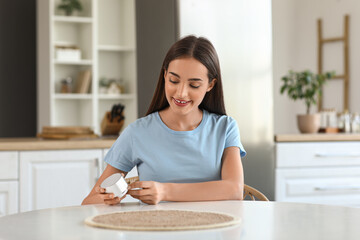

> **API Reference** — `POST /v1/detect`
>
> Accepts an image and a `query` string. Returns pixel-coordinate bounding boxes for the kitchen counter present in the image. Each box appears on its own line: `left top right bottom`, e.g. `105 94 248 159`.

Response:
275 133 360 142
0 137 117 151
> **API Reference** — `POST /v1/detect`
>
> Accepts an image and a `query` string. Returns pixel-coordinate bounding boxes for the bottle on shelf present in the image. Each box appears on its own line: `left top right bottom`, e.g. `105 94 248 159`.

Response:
351 113 360 133
60 77 73 93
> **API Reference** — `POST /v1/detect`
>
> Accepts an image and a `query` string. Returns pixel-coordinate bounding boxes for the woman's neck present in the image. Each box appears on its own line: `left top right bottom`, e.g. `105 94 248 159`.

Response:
159 108 203 131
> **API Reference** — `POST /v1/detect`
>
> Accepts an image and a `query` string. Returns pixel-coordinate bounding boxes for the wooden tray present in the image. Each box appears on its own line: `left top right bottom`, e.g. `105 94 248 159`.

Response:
38 126 98 139
42 126 94 134
37 133 98 140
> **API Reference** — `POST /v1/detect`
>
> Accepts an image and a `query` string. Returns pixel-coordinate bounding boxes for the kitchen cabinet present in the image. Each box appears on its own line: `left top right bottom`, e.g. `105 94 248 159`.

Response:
20 149 102 212
0 138 141 216
0 138 120 216
275 136 360 207
0 152 19 216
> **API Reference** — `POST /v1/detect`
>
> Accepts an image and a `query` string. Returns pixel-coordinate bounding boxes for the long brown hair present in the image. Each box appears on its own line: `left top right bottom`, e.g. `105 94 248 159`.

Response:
146 35 226 116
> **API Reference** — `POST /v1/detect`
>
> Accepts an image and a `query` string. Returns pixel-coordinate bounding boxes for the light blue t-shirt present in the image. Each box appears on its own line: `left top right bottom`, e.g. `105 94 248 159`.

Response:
105 110 246 183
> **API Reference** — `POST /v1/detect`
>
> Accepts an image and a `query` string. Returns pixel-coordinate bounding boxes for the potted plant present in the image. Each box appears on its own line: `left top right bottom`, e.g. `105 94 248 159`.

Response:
57 0 83 16
280 70 334 133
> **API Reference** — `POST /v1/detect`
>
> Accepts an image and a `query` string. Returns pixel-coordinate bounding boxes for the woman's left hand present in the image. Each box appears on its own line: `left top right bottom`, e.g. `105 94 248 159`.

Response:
127 181 166 205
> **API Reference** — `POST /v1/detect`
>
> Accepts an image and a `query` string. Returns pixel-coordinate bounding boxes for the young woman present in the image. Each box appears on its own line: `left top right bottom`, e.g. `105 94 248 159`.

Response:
82 35 246 205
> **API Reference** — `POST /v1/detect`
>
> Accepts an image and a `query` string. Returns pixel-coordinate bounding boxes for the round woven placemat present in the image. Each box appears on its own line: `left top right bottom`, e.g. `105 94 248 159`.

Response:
85 210 241 231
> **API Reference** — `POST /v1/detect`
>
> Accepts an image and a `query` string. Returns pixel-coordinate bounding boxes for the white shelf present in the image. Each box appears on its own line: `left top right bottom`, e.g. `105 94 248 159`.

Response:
54 59 92 65
54 41 79 46
53 16 92 23
98 45 135 52
98 94 136 100
54 94 92 100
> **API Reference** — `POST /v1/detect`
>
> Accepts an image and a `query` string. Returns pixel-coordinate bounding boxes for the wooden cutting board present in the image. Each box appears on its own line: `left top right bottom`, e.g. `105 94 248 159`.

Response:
37 133 98 140
38 126 98 139
42 126 94 134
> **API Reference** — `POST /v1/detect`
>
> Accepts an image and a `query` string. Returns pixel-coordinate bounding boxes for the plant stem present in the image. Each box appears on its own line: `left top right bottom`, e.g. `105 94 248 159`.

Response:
306 102 310 115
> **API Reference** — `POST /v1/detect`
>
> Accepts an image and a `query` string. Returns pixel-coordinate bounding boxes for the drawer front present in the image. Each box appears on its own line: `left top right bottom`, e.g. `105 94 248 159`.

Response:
276 142 360 168
0 152 18 180
275 167 360 207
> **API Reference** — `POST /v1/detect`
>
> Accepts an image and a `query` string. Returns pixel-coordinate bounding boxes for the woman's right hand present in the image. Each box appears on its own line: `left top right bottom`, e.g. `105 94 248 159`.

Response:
82 186 126 205
81 165 128 205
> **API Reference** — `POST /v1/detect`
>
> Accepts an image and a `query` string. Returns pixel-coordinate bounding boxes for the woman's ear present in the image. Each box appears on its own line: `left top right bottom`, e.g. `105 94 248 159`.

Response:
207 79 217 92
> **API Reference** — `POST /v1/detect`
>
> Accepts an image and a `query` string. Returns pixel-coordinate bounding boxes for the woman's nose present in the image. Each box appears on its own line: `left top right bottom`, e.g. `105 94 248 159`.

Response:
176 83 188 98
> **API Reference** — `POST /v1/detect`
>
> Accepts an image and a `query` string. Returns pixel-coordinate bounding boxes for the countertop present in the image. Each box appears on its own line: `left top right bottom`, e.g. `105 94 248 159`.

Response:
275 133 360 142
1 201 360 240
0 137 117 151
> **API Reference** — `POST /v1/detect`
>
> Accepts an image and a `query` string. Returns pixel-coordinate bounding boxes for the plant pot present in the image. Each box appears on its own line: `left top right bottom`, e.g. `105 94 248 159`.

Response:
297 113 321 133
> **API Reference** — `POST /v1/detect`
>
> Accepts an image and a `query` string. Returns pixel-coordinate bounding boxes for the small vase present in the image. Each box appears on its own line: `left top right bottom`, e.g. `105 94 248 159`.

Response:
297 113 321 133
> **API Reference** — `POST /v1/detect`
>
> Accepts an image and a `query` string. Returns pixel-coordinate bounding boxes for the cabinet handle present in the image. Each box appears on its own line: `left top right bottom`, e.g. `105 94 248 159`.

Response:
315 153 360 158
314 186 360 191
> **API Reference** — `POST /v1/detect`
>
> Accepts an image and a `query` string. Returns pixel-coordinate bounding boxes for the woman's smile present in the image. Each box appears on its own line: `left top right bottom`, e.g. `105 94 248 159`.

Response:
173 98 191 107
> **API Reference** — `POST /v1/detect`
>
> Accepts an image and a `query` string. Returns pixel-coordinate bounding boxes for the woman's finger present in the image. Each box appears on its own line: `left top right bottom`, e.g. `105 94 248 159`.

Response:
104 197 120 205
102 193 115 200
101 192 128 200
128 189 151 197
129 181 152 189
141 199 154 205
95 186 106 193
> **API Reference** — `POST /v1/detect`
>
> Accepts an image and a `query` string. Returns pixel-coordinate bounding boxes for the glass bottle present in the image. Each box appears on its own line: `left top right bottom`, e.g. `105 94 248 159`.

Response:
61 77 72 93
337 112 345 132
343 110 351 133
351 113 360 133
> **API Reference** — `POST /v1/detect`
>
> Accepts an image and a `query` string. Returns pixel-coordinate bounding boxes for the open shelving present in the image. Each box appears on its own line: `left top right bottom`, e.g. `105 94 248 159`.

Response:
38 0 137 134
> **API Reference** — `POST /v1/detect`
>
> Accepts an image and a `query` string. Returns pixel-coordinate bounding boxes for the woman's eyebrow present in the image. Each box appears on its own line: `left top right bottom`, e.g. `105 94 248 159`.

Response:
169 72 203 81
169 72 180 78
188 78 203 82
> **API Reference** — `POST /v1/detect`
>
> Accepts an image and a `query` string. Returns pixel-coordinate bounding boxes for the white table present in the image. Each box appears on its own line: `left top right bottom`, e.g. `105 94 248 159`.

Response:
0 201 360 240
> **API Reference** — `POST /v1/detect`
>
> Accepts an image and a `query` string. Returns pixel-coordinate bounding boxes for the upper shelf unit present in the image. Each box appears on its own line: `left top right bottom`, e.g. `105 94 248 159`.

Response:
37 0 138 134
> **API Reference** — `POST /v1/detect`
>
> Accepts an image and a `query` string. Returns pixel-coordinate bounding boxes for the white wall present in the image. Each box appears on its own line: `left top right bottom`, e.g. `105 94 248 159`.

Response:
273 0 360 134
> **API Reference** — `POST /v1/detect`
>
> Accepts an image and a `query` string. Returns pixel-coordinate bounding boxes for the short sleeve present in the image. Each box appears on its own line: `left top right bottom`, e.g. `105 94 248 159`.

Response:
104 125 136 172
225 117 246 158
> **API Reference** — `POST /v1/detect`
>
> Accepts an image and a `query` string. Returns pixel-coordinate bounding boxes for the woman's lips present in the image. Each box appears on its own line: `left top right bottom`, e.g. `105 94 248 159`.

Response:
173 98 190 107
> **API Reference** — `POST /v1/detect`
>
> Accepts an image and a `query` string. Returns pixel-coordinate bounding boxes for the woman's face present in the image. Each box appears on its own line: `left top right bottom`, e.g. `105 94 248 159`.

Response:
164 57 216 116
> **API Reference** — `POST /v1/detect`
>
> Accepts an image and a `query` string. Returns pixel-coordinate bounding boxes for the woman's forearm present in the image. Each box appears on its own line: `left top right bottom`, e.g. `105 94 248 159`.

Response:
163 180 243 202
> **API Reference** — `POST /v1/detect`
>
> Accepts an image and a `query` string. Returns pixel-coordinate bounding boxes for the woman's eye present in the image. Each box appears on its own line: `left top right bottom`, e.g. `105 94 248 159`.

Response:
169 79 178 84
190 85 200 89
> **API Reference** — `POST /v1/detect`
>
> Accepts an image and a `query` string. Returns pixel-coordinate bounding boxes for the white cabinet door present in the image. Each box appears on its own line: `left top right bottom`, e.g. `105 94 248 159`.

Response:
20 149 102 212
0 181 18 216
